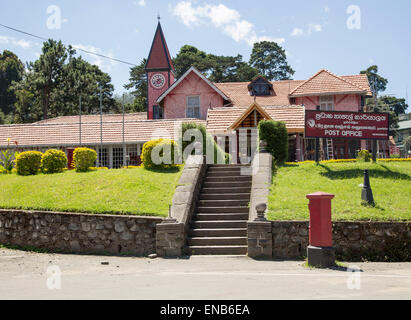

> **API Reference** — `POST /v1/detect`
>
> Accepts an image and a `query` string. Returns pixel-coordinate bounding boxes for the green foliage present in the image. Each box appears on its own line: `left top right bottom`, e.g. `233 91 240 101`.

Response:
16 151 43 176
172 45 259 81
249 41 295 81
258 120 288 163
124 58 147 112
357 149 372 162
0 149 15 173
360 65 388 96
41 149 68 174
181 122 230 164
141 139 180 169
9 40 118 124
390 154 400 159
73 148 97 172
0 50 24 117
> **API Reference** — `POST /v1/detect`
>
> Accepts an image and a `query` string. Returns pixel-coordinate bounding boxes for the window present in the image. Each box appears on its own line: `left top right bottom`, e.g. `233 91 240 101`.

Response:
153 105 163 119
98 148 109 168
252 84 270 96
186 96 200 118
320 96 334 111
112 147 124 169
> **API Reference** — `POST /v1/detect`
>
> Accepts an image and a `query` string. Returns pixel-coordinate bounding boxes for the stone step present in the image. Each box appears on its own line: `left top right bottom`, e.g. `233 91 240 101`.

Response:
205 176 252 183
191 220 247 229
197 206 249 213
188 237 247 246
200 193 251 200
189 228 247 237
201 187 251 194
203 181 251 189
209 165 250 168
207 171 248 177
188 245 248 255
198 199 249 207
195 213 249 221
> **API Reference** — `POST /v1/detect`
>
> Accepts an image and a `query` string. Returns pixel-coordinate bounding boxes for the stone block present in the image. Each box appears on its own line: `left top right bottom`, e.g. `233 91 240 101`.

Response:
307 245 335 268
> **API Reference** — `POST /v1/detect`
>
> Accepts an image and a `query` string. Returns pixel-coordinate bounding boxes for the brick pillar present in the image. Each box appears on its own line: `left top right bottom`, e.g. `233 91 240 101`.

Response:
306 192 335 267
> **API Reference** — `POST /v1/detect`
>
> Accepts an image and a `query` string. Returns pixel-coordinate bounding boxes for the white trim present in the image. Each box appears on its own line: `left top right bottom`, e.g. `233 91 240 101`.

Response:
156 66 231 104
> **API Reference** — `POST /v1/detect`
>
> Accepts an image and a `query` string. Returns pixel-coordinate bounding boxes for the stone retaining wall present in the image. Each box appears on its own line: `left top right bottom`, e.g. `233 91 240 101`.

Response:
0 209 163 256
272 221 411 262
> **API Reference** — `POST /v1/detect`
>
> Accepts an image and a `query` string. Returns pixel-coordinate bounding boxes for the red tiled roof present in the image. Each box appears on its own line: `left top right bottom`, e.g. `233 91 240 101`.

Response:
289 69 368 97
206 105 305 133
214 80 304 107
35 113 147 124
0 119 205 148
145 22 174 71
340 74 373 96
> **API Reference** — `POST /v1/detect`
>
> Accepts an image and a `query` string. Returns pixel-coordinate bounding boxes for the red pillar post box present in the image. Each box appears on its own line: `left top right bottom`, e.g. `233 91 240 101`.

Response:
306 192 335 267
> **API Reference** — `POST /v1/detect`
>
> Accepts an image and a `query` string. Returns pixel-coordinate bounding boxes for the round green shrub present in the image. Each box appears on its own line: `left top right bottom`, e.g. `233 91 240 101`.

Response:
258 120 288 163
16 151 43 176
141 139 180 169
357 149 372 162
41 149 68 174
73 148 97 172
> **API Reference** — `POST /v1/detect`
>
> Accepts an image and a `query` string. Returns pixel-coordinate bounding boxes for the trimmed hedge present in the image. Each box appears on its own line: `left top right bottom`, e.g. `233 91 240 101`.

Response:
73 148 97 172
41 149 68 174
16 151 43 176
181 122 230 164
258 120 288 163
141 139 180 169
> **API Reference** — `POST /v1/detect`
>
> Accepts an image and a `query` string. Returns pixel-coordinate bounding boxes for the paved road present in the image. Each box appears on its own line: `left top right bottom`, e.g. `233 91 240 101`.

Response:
0 248 410 300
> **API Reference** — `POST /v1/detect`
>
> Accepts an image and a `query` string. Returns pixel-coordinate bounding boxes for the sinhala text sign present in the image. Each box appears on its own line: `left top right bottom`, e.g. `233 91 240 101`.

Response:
305 110 389 140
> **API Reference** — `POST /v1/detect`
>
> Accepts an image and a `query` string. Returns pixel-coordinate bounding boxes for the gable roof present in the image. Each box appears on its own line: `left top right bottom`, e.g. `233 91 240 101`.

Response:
289 69 368 97
145 22 174 72
156 66 231 104
207 105 305 133
215 80 304 107
247 75 273 91
229 102 273 130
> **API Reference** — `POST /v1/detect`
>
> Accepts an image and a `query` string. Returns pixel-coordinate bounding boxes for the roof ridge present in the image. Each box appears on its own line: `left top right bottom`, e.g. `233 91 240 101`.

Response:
289 69 366 96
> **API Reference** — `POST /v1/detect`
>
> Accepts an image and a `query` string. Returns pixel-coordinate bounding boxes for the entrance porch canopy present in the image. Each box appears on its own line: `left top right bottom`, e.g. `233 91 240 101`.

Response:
206 102 305 135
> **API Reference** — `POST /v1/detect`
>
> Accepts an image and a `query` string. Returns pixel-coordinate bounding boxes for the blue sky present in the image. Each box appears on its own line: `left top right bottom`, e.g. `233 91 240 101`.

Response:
0 0 410 107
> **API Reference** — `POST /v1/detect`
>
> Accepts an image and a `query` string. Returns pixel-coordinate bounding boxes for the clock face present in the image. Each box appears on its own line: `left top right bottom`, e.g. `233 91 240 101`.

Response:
150 73 166 89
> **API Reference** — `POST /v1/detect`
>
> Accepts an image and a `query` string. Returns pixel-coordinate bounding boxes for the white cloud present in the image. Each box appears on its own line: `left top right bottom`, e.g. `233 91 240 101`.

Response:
0 35 33 49
134 0 146 7
290 28 304 37
171 1 284 46
290 24 323 37
73 44 116 72
324 6 330 13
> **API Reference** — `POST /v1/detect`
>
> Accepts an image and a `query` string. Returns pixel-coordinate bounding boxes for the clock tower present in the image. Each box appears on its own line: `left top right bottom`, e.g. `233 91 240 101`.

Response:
145 21 175 119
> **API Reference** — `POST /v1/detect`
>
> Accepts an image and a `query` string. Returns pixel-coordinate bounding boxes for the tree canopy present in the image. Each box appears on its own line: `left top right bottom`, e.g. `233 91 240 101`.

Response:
7 40 118 123
360 65 388 97
249 41 295 81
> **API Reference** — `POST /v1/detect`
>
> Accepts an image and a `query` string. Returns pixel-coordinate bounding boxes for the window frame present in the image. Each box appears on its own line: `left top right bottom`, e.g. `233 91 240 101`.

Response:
186 95 201 119
319 95 334 111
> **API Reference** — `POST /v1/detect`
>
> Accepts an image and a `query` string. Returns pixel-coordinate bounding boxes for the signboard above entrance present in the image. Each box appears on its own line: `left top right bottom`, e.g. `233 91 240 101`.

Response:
305 110 390 140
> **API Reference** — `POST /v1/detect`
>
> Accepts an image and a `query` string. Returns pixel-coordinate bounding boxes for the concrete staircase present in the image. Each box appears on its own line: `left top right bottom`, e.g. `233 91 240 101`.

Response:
188 165 251 255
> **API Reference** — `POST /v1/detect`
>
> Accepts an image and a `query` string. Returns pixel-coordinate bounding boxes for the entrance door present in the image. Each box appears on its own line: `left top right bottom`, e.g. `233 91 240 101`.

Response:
67 149 74 169
333 140 348 159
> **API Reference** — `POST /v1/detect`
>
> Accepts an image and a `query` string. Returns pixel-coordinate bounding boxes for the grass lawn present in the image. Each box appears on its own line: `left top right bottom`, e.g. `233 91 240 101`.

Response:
268 161 411 221
0 167 183 217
